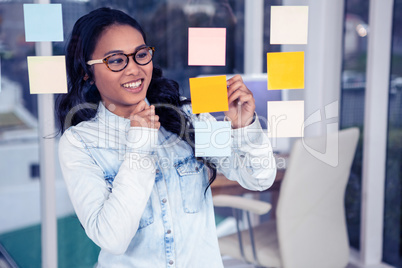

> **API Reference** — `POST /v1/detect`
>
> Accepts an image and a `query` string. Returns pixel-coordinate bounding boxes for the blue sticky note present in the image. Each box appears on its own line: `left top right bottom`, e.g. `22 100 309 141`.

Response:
195 121 232 157
23 4 64 42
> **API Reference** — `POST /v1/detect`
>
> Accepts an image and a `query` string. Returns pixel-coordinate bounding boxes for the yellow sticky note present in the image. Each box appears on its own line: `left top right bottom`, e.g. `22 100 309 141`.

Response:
267 100 304 138
27 56 67 94
267 51 304 90
189 75 228 114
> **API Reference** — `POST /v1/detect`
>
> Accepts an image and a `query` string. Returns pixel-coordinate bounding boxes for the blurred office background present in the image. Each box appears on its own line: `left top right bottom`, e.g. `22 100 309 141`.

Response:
0 0 400 267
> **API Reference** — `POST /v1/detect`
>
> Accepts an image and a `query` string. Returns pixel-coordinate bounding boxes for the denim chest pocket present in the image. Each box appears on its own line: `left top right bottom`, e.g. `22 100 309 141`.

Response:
175 157 207 213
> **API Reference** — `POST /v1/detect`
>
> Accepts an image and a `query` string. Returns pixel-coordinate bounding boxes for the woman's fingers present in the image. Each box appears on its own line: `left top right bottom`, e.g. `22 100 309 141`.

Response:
227 80 254 107
226 74 242 87
131 100 148 114
227 75 253 100
238 93 254 106
149 113 160 129
227 89 242 105
130 104 160 129
224 75 256 128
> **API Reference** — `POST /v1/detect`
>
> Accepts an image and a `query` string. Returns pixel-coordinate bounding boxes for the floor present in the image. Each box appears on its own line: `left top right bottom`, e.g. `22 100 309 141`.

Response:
222 256 360 268
218 218 363 268
222 256 254 268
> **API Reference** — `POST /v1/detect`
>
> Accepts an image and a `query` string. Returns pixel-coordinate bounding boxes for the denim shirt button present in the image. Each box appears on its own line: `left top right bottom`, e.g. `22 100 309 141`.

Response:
162 198 167 203
195 167 199 172
169 260 174 265
167 229 172 234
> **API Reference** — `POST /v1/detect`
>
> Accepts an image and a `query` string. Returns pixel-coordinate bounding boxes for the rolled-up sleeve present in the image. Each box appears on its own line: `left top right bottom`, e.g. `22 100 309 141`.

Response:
58 127 157 255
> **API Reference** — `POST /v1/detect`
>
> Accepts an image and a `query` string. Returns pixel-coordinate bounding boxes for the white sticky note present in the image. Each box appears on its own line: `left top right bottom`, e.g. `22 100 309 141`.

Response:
27 56 68 94
267 100 304 137
195 121 232 157
23 4 64 42
270 6 309 45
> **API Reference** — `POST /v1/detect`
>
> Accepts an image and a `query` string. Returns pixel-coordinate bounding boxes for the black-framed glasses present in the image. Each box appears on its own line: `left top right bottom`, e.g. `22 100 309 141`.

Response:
86 46 155 72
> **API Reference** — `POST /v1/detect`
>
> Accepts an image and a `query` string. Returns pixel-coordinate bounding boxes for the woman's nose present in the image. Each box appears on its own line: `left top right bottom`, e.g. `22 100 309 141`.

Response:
124 56 140 75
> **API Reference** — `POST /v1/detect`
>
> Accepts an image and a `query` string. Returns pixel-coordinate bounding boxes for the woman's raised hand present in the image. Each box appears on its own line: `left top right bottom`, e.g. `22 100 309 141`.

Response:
224 75 256 129
129 100 160 129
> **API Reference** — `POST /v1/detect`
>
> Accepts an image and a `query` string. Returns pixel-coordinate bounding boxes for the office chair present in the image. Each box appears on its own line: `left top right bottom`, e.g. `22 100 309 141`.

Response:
214 127 360 268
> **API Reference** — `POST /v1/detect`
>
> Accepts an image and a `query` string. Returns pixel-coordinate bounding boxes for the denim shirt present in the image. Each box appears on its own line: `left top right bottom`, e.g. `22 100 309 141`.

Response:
59 101 276 268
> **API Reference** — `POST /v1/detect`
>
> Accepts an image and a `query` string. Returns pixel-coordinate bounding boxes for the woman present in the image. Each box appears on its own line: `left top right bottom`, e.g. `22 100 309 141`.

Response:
58 7 276 268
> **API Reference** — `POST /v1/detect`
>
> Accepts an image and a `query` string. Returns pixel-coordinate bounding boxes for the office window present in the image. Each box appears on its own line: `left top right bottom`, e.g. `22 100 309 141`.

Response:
340 0 369 250
383 0 402 266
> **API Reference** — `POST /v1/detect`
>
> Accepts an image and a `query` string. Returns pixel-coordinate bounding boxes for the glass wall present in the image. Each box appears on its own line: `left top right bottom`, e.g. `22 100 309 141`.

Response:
262 0 282 73
53 0 246 98
53 0 249 267
6 0 400 267
340 0 369 250
383 0 402 266
0 0 252 266
0 1 43 267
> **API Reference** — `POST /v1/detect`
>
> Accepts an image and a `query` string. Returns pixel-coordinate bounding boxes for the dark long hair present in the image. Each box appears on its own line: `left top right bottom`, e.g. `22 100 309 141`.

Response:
56 7 216 191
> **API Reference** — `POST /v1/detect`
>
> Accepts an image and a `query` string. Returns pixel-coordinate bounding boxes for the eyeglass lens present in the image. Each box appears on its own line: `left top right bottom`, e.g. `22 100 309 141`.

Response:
107 47 153 71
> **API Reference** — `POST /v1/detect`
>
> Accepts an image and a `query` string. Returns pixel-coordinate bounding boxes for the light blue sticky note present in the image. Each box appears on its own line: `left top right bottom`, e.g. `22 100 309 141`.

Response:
23 4 64 42
195 121 232 157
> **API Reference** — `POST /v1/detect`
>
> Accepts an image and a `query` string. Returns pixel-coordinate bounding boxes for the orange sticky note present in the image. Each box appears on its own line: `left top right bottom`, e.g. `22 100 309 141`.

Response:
267 51 304 90
188 28 226 66
27 56 67 94
189 75 228 114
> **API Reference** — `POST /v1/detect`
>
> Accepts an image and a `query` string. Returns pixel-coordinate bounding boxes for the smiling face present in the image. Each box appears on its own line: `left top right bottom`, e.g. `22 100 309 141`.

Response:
90 24 153 117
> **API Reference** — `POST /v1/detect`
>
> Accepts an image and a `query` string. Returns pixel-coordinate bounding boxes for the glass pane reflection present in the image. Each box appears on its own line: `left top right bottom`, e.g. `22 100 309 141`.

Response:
383 0 402 266
340 0 370 251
